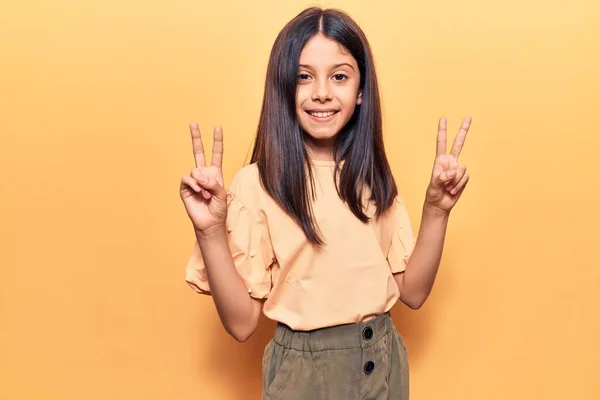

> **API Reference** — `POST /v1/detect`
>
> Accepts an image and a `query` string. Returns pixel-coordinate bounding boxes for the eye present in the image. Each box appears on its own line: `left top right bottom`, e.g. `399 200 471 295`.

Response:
298 73 311 81
332 74 348 82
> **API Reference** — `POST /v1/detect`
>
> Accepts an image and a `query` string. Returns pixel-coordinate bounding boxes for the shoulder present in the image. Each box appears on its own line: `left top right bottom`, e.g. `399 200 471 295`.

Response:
228 162 265 204
390 195 411 220
377 194 412 227
229 162 261 191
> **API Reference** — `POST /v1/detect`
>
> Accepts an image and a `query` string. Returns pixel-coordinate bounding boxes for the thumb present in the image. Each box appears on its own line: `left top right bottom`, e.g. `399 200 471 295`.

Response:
432 168 456 188
198 176 227 201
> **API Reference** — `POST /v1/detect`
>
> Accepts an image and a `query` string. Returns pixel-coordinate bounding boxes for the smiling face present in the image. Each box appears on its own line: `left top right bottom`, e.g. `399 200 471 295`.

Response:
295 34 362 160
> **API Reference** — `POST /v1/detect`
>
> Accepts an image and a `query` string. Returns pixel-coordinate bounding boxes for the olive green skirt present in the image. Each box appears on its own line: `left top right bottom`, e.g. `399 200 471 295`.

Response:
262 312 409 399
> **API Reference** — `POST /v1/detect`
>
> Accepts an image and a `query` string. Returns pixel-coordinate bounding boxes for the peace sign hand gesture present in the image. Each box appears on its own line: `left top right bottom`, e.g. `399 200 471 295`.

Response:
180 123 228 234
424 117 471 216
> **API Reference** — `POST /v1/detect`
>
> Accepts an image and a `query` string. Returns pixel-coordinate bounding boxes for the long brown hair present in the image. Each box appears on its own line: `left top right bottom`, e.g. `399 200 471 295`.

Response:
250 7 397 245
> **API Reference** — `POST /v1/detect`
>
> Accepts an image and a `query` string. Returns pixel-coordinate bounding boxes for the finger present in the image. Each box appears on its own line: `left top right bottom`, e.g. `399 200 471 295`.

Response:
190 168 227 200
181 175 202 193
436 117 447 157
450 116 471 159
190 171 216 200
450 172 469 195
198 175 228 201
190 168 204 184
446 164 466 191
433 168 456 188
212 125 224 168
190 122 206 168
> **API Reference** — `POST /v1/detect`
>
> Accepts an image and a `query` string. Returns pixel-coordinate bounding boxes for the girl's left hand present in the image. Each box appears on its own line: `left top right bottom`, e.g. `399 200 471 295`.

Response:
424 116 471 216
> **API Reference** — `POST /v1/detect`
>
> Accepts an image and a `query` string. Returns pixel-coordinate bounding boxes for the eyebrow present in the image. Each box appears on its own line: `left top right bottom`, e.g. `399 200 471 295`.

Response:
298 63 356 71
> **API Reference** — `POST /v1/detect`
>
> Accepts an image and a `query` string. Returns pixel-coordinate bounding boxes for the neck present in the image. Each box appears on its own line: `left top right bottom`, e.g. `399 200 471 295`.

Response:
304 136 334 162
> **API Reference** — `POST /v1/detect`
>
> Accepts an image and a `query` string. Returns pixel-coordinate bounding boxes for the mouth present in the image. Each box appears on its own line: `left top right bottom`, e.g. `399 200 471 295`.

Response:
305 110 339 120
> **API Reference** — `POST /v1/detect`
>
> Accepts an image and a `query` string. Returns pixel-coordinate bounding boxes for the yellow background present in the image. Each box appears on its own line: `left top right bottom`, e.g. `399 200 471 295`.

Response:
1 0 599 399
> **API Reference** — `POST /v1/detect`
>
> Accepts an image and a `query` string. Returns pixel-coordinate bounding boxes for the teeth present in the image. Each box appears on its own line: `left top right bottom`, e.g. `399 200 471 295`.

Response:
309 111 336 118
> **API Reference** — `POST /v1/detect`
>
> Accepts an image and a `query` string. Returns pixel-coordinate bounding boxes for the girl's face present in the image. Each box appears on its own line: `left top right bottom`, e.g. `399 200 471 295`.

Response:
295 34 362 160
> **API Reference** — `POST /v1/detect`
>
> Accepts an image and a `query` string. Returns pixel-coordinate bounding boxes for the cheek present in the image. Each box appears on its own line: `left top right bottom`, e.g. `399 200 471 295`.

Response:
295 86 311 110
340 88 360 110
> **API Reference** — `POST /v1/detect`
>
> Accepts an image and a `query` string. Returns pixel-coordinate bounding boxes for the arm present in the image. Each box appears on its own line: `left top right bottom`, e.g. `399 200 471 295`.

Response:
180 123 261 342
395 116 472 309
196 227 262 342
395 205 448 309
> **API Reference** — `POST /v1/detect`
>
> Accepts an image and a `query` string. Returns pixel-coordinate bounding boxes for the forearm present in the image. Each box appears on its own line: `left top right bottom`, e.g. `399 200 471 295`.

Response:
196 227 260 341
396 205 449 309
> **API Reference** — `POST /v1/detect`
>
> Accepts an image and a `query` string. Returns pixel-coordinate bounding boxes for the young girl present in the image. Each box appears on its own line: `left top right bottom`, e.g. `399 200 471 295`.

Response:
180 7 471 400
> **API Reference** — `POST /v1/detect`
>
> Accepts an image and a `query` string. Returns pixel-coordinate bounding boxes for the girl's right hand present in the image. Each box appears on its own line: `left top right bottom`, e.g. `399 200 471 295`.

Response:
180 123 228 235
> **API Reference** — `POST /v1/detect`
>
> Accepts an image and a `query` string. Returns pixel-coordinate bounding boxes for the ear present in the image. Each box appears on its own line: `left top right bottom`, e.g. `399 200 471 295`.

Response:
356 90 363 105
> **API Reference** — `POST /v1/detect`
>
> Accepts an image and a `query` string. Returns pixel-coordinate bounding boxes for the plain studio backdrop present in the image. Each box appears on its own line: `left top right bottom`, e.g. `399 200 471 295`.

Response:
1 0 599 399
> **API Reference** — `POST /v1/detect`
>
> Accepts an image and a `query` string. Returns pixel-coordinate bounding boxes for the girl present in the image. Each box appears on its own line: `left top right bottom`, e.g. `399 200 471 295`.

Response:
180 7 471 400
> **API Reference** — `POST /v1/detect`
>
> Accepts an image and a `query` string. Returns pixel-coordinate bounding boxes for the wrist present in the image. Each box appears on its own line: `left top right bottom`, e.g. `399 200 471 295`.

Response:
422 203 450 221
195 223 228 242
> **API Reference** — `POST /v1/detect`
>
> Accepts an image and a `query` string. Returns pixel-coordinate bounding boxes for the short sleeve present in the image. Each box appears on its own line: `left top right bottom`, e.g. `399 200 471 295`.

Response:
386 196 416 274
184 169 275 299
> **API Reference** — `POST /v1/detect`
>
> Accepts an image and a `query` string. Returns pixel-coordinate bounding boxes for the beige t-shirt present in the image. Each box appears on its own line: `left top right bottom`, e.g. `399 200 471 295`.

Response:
185 161 416 331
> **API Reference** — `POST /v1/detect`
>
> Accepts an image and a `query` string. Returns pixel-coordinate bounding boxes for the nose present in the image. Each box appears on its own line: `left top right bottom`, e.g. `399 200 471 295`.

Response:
312 79 332 102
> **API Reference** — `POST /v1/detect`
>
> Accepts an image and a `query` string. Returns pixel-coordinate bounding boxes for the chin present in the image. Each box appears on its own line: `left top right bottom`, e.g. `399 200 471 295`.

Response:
299 120 342 141
303 128 340 142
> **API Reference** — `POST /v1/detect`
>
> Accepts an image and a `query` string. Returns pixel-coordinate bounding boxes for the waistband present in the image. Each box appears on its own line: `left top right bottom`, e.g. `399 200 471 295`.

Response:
273 313 393 352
